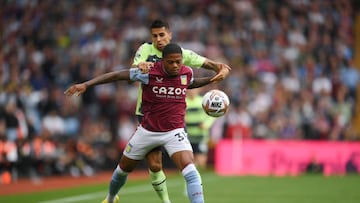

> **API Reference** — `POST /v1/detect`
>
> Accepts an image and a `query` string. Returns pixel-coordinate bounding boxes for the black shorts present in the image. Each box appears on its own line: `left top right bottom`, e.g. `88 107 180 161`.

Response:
191 142 208 154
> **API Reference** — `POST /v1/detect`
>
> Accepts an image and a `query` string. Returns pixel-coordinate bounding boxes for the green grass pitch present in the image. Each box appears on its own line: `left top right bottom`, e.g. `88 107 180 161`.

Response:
0 171 359 203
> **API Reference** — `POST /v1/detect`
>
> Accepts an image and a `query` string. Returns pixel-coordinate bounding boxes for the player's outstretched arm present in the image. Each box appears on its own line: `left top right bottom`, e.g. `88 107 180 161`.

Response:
201 59 231 82
64 70 131 96
188 77 214 89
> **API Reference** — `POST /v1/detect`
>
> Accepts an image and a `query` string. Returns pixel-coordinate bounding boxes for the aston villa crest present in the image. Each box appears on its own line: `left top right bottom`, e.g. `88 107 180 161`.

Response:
180 75 187 85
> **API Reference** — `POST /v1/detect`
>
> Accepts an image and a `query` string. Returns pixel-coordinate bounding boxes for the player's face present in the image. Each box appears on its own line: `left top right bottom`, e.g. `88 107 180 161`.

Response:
163 53 183 76
151 27 172 51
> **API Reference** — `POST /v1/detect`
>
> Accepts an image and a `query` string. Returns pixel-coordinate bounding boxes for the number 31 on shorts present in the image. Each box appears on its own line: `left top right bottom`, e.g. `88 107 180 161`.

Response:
174 131 188 142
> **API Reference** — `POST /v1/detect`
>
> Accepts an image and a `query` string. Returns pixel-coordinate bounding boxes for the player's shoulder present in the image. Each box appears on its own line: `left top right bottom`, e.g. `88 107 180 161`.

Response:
134 42 156 63
181 47 201 58
138 42 153 51
181 64 194 74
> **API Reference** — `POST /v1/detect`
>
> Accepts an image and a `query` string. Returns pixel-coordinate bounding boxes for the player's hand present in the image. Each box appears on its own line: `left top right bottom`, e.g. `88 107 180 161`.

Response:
210 63 231 82
138 62 154 73
64 83 87 97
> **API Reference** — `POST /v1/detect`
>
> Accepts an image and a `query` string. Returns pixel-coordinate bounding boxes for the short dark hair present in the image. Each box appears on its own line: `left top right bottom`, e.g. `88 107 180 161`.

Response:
150 19 170 30
162 43 182 57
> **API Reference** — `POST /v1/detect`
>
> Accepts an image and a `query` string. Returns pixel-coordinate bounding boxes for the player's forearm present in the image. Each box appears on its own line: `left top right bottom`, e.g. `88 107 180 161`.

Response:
202 59 231 82
188 77 213 89
84 70 130 88
201 59 221 72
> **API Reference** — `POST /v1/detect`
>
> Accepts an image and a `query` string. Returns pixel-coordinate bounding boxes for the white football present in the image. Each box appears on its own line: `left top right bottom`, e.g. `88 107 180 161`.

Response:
202 89 230 117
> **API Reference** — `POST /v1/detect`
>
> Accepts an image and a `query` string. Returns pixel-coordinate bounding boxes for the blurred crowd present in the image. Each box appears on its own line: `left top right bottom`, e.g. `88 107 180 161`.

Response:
1 0 360 183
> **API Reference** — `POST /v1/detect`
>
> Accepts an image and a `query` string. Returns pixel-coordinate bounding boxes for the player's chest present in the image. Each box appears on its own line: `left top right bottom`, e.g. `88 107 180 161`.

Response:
146 74 190 100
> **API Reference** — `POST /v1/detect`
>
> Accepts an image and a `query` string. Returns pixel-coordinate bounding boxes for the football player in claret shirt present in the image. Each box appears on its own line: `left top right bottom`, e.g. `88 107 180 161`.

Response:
133 19 231 203
64 43 214 203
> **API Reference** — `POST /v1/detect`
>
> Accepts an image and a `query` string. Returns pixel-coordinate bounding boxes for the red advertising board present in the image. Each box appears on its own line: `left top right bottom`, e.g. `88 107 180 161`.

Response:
215 140 360 176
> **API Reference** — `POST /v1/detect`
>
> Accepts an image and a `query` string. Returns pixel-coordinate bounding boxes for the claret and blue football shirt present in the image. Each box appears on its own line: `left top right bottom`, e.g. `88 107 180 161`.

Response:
132 42 206 116
129 61 194 132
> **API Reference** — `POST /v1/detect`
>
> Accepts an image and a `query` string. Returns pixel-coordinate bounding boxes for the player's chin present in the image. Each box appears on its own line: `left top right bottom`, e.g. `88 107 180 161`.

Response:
157 44 165 50
168 70 179 76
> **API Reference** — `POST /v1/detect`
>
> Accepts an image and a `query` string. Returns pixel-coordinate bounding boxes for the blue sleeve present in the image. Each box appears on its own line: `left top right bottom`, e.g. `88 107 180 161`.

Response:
129 68 149 84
